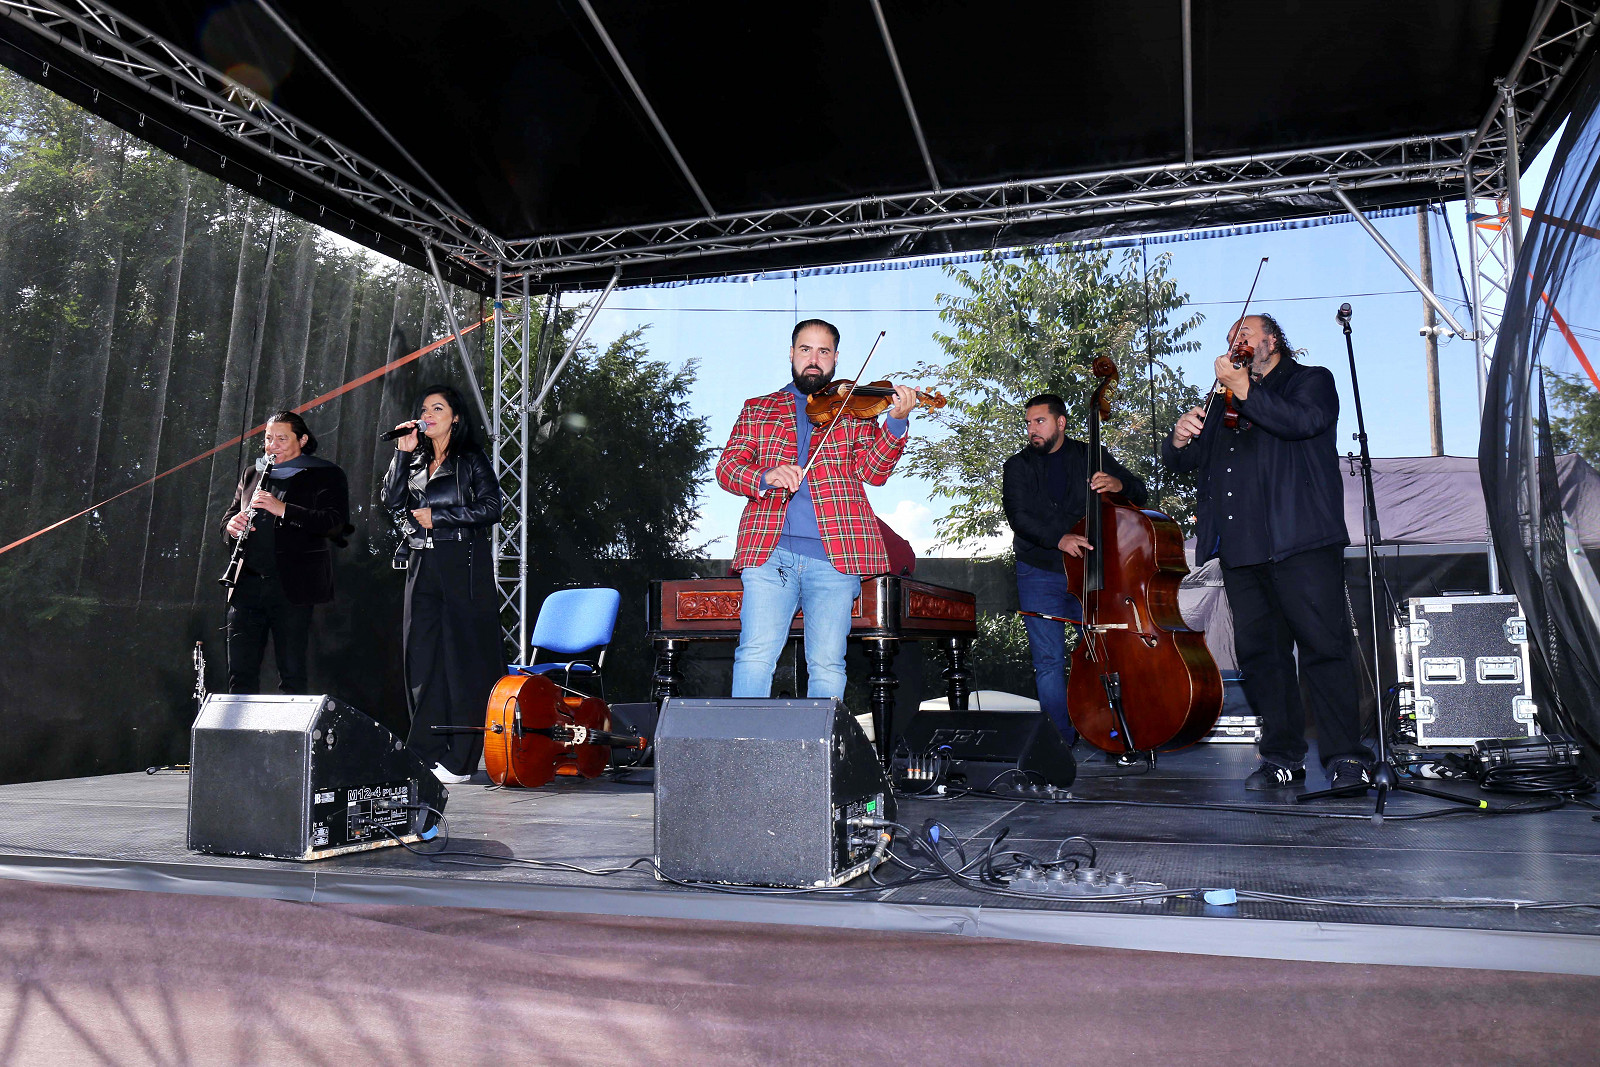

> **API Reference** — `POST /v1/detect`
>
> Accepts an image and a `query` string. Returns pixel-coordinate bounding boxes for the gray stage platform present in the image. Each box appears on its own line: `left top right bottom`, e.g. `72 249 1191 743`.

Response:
1 744 1598 976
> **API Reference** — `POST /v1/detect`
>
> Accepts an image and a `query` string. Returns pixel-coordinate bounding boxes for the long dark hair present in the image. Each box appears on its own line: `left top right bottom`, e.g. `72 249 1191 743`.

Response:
413 383 482 462
1255 313 1298 362
266 410 318 453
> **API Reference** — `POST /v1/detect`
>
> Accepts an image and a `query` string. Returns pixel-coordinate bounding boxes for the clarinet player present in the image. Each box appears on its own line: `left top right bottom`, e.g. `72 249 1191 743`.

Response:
220 412 350 694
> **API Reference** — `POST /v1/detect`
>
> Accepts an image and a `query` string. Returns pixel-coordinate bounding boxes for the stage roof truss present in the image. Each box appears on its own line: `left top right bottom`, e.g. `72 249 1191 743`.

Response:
1 1 1594 296
497 133 1486 280
0 0 502 271
1465 2 1600 375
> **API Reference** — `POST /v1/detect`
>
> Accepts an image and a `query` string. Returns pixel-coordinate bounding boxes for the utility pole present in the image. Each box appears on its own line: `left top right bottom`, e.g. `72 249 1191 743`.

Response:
1418 205 1444 455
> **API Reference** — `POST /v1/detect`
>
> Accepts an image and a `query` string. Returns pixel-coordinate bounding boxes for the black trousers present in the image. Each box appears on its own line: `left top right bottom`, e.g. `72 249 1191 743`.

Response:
227 572 314 694
1221 545 1373 770
402 538 505 775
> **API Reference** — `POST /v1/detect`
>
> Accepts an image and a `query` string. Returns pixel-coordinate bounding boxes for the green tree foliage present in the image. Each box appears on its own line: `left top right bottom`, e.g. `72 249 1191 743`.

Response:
1548 369 1600 467
902 247 1205 549
518 318 713 577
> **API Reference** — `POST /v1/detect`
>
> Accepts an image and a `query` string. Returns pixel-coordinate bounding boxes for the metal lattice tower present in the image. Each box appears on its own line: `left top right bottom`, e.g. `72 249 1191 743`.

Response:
490 268 535 657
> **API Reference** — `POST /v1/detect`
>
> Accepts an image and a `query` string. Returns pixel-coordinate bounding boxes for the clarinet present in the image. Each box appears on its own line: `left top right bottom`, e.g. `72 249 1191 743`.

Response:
219 454 276 589
147 641 208 775
193 640 208 708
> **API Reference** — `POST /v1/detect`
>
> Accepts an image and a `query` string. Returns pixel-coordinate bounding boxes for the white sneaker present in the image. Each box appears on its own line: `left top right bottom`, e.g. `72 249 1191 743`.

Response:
854 712 876 743
430 763 471 785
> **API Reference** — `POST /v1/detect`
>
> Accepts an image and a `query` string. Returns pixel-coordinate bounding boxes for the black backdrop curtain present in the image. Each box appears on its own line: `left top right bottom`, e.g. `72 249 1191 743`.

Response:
0 71 483 783
1480 51 1600 768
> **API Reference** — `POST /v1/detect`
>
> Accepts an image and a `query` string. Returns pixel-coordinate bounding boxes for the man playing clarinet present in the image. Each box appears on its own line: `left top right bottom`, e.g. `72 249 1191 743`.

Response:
716 320 917 706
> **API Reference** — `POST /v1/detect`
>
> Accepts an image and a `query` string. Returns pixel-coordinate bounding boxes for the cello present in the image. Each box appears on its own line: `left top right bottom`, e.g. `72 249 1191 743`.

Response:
482 673 646 787
1061 356 1223 758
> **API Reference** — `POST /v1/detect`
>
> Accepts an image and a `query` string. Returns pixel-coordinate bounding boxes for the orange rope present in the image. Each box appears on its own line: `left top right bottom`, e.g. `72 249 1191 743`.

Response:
0 317 488 559
1536 289 1600 394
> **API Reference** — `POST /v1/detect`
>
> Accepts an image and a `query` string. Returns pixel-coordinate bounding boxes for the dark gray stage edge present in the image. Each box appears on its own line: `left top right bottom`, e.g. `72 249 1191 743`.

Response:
1 745 1598 976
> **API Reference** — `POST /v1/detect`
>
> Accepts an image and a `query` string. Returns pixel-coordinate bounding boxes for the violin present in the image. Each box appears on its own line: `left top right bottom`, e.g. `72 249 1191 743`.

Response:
806 380 947 426
482 673 646 787
1062 355 1223 759
1220 335 1253 430
1202 256 1269 434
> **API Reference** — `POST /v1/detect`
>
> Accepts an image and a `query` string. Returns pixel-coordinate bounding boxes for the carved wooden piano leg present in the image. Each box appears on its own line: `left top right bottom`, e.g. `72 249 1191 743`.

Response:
863 637 899 766
652 638 684 708
942 635 973 711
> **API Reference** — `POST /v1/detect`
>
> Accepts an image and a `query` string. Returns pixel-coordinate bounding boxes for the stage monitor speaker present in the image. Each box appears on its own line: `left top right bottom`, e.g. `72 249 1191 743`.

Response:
893 709 1076 792
654 698 893 888
188 694 446 861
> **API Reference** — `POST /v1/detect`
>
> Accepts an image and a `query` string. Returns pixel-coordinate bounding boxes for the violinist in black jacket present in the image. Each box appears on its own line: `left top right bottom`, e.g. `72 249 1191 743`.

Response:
384 384 506 785
221 411 350 695
1002 393 1146 743
1161 313 1372 793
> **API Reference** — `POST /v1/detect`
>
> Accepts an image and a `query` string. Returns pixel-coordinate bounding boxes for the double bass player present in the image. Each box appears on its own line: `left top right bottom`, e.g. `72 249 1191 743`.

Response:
1002 393 1146 746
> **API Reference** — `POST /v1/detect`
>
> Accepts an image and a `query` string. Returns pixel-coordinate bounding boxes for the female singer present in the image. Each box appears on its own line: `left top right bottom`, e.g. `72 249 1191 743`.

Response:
383 384 506 784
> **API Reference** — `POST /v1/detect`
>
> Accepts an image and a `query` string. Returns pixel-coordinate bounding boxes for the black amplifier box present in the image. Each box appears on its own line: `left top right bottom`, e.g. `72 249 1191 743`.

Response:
654 698 893 888
188 694 446 861
893 708 1076 792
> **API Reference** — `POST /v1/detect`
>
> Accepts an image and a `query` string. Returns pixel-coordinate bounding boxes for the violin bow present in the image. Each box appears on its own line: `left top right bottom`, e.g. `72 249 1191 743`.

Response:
791 329 887 489
1202 256 1269 419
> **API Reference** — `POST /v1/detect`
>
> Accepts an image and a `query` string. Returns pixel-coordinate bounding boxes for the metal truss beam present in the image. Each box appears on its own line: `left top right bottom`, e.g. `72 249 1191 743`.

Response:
1463 0 1600 383
500 133 1484 277
4 0 1595 294
0 0 504 263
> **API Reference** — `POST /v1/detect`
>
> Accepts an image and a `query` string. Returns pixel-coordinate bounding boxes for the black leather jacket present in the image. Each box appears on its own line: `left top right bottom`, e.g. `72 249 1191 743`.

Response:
1160 357 1348 566
383 447 503 542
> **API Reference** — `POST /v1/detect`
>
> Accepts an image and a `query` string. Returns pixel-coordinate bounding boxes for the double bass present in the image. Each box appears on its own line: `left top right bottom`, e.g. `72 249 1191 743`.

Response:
482 673 646 787
1061 356 1222 757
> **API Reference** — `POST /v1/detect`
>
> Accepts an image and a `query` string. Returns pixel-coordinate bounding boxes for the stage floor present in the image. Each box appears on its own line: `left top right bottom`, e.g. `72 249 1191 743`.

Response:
1 744 1598 975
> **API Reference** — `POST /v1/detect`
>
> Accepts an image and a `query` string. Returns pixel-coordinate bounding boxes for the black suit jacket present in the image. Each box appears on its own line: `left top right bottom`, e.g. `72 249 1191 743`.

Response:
1002 438 1147 570
221 459 350 605
1160 357 1348 566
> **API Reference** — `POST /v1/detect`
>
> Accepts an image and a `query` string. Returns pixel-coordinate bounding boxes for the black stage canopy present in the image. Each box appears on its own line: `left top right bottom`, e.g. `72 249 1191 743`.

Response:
0 1 1586 292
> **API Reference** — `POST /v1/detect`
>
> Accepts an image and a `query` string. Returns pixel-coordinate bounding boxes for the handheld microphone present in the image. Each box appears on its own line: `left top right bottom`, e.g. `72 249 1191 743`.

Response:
1336 302 1353 325
379 420 428 442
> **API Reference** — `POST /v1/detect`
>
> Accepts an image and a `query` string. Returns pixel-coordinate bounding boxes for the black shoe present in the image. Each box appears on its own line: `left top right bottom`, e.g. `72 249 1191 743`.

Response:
1327 759 1371 792
1245 761 1306 791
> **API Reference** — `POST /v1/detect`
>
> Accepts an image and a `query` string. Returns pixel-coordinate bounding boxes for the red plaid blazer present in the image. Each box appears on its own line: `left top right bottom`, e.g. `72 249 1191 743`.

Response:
717 389 908 576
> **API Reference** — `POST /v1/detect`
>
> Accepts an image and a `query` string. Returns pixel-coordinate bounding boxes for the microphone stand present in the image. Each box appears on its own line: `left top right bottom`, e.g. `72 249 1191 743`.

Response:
1297 304 1478 820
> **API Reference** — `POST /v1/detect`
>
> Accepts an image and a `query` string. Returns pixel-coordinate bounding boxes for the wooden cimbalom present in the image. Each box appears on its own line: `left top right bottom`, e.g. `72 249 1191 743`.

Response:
646 574 977 765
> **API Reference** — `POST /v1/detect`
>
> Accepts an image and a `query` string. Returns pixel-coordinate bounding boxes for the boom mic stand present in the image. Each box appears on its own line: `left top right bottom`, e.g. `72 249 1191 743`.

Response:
1297 303 1479 821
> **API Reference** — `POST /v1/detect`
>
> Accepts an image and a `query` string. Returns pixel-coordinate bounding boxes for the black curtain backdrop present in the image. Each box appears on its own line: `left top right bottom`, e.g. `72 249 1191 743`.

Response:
0 71 483 783
1480 51 1600 770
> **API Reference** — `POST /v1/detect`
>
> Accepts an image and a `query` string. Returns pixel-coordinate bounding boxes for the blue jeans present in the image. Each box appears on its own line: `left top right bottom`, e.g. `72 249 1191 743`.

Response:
732 546 860 699
1016 558 1083 741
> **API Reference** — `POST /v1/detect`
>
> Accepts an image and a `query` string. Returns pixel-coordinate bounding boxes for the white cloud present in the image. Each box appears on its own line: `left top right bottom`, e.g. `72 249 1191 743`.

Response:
873 497 1007 558
877 498 936 556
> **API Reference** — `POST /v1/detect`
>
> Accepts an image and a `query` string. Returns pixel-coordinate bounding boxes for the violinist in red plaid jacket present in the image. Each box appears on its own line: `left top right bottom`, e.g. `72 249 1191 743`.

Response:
717 320 917 701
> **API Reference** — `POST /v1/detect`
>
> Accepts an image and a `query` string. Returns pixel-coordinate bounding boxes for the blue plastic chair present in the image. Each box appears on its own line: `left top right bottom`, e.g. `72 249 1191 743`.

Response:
509 587 622 699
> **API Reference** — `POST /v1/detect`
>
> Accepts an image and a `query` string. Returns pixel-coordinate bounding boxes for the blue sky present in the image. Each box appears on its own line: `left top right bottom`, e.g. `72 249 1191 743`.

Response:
579 148 1560 558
